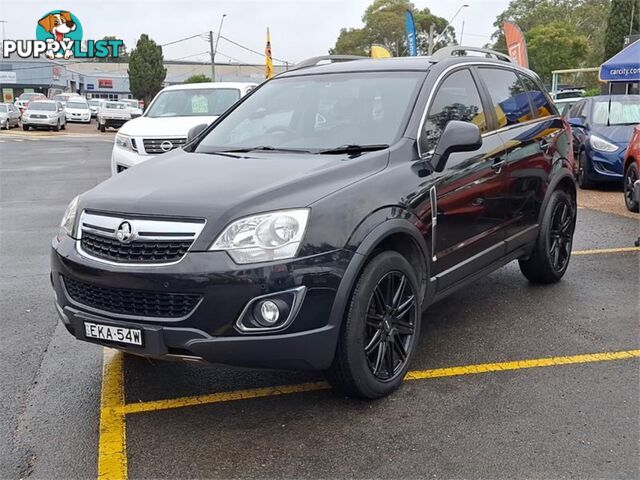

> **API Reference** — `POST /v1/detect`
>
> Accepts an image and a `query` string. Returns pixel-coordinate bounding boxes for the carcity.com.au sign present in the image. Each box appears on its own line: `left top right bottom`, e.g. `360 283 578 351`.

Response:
1 10 124 60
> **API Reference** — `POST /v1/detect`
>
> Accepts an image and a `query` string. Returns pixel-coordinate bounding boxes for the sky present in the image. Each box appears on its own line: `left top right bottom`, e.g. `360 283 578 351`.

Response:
0 0 511 65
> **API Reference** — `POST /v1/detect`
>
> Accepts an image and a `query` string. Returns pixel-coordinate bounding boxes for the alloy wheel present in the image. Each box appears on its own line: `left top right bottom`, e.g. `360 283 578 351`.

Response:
624 167 638 209
548 201 574 272
364 271 417 381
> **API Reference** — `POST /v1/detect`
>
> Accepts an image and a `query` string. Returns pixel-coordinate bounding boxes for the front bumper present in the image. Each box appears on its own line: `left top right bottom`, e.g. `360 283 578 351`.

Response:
586 147 625 183
110 145 155 175
23 117 58 126
51 236 353 370
66 113 91 122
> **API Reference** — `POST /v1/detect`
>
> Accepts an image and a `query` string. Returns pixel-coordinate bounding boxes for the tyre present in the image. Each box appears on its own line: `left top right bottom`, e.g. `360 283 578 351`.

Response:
100 123 106 132
54 121 60 132
61 122 66 130
519 189 576 284
326 251 421 399
2 120 7 130
577 151 595 189
23 124 29 131
624 162 639 213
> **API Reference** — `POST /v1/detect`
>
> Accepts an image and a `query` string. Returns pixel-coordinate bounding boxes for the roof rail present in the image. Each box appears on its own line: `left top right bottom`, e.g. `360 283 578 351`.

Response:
431 46 513 64
291 55 367 70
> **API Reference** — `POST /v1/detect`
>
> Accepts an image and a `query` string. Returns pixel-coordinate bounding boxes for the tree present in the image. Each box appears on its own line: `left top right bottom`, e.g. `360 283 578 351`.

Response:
526 22 588 83
490 0 610 68
330 0 454 56
184 74 211 84
127 34 167 107
604 0 640 60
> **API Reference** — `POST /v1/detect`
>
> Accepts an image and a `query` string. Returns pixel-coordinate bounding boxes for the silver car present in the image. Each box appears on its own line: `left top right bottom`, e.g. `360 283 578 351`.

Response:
22 100 67 131
0 103 21 129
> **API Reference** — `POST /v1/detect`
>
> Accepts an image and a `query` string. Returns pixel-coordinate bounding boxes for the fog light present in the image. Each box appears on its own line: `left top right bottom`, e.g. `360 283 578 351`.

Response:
257 300 280 326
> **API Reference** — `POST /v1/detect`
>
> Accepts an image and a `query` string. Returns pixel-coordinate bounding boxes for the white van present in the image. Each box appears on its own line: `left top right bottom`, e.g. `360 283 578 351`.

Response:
110 82 256 175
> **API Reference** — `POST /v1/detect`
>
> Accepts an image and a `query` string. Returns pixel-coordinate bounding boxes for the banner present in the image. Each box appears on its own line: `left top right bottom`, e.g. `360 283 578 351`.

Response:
371 45 392 58
265 28 273 79
503 21 529 68
404 10 418 56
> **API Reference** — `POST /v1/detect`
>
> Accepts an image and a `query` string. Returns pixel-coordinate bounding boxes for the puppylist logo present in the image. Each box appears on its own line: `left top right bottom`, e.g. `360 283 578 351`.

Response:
1 10 124 60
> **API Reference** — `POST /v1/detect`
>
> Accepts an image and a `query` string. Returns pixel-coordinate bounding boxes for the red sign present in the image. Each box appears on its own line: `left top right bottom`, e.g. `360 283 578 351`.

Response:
503 21 529 68
98 79 113 89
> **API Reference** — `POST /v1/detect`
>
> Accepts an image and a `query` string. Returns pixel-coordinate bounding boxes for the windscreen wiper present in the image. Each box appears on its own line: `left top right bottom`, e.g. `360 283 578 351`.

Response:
221 146 314 153
317 144 389 155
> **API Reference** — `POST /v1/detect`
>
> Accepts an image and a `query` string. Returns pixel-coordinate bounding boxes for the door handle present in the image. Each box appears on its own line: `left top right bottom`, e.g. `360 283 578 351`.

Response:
491 158 505 174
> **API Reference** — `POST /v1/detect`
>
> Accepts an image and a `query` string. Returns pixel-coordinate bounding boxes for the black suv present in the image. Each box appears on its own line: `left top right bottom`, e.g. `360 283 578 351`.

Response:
51 47 577 399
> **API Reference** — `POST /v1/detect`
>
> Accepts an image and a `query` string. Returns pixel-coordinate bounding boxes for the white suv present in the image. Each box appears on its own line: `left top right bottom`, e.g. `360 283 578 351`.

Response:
110 82 256 175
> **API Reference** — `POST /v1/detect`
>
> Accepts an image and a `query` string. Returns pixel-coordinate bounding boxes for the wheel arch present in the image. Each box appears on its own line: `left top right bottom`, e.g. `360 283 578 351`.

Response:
538 169 577 226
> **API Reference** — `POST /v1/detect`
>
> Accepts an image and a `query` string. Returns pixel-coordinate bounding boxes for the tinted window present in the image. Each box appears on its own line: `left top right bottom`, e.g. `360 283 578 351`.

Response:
422 69 486 152
519 74 556 118
479 68 533 129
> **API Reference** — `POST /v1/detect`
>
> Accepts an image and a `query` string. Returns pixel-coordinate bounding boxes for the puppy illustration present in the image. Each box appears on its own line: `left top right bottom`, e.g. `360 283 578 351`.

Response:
38 11 77 59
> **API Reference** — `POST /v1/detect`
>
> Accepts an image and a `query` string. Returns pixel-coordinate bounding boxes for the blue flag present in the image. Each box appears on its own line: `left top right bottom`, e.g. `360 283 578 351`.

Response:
404 10 417 56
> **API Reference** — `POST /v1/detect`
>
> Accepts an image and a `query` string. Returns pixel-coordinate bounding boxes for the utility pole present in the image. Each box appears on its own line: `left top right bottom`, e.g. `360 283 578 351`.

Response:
460 20 465 45
209 30 215 81
427 24 435 55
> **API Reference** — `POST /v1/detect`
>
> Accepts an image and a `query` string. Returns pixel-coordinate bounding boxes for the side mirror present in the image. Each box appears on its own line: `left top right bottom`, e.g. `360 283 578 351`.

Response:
423 120 482 172
187 123 208 143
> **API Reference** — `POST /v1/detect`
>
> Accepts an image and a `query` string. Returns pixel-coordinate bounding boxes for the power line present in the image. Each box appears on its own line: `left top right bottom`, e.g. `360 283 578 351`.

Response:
161 33 207 47
218 34 289 64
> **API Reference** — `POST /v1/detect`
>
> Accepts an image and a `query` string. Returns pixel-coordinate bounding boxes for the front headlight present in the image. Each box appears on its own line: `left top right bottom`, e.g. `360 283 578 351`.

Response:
115 133 137 151
590 135 618 153
58 195 79 240
210 209 310 264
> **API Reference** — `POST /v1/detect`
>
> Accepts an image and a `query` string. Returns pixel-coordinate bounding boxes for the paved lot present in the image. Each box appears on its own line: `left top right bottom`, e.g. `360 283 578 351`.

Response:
0 132 638 479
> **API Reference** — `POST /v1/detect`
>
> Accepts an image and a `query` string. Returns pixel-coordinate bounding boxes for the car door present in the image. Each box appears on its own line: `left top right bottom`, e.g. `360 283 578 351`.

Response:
416 67 510 289
476 67 566 250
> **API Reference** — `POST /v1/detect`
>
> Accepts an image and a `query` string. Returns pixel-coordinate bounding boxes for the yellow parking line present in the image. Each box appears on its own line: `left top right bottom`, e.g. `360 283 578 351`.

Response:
119 349 639 415
572 247 640 255
98 349 127 480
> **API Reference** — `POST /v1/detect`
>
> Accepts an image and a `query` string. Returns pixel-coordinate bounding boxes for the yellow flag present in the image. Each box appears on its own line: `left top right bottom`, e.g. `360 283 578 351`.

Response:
265 28 274 79
371 44 392 58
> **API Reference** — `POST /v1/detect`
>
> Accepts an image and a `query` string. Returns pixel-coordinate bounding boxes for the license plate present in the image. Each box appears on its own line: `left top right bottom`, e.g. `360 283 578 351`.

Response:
84 322 143 346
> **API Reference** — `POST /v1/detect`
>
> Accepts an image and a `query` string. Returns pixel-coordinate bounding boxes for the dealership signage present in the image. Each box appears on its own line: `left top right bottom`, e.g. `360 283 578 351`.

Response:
1 10 124 60
0 71 17 84
98 79 113 89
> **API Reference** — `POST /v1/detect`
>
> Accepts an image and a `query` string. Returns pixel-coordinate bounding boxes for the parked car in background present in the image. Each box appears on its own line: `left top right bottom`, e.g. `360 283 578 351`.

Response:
22 100 66 131
96 101 131 132
623 124 640 212
567 95 640 188
52 93 82 108
121 98 143 118
111 82 256 175
0 103 21 129
53 50 577 400
88 99 103 118
64 98 92 123
14 92 46 113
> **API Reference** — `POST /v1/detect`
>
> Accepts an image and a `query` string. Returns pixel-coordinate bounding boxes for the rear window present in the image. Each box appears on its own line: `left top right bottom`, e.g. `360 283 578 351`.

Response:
478 68 534 128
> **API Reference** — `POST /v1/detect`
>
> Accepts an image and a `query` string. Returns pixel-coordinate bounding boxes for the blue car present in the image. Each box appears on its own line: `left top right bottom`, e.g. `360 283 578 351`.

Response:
566 95 640 188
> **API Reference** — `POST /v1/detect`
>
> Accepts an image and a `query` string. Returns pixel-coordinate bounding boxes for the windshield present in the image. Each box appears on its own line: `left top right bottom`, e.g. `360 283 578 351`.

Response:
146 88 241 118
0 105 7 112
104 102 126 109
66 102 88 109
19 93 40 101
29 103 56 111
591 97 640 126
197 72 423 152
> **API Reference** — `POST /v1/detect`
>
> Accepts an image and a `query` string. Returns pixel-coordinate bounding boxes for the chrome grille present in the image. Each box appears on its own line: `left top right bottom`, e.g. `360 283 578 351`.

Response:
143 137 187 155
77 211 206 265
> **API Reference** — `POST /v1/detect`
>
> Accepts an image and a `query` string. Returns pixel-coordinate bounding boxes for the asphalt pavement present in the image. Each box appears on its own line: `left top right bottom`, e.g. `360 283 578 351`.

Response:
0 129 638 479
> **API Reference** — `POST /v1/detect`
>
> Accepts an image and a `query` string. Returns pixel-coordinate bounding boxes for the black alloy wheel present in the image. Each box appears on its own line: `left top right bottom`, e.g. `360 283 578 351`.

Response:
624 163 639 212
364 271 417 381
548 201 573 273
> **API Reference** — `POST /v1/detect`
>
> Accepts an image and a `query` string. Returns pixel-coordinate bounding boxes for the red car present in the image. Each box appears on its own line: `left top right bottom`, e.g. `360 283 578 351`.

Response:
623 124 640 213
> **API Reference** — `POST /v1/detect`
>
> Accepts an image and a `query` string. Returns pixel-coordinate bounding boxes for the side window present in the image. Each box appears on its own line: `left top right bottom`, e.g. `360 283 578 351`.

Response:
478 68 533 129
519 74 557 118
568 101 585 120
422 68 487 152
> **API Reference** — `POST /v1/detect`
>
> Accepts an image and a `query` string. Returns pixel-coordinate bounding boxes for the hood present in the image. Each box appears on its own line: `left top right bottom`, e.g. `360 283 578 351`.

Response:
591 124 636 145
118 115 219 137
79 149 388 245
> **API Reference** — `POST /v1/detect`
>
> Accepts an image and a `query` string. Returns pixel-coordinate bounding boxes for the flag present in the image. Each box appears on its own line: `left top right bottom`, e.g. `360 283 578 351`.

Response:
265 28 273 79
404 10 418 56
371 45 392 58
503 21 529 68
